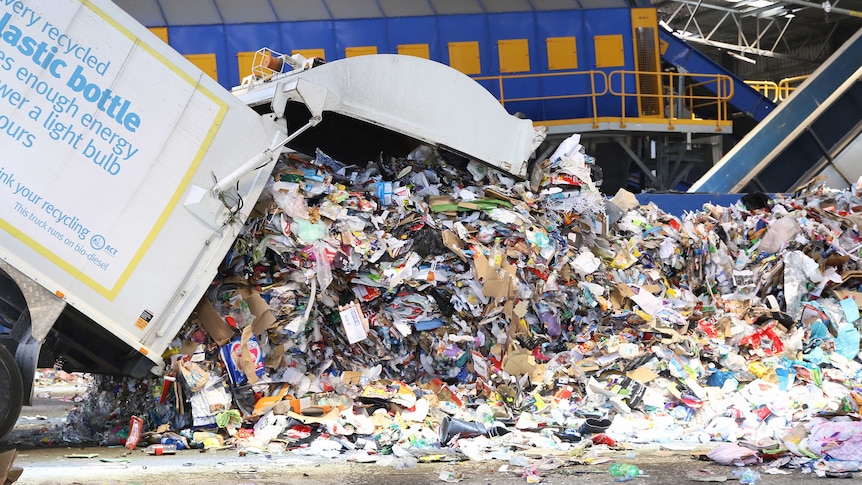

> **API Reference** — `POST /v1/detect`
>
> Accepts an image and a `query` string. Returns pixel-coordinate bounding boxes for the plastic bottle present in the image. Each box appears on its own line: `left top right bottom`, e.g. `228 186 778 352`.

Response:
712 245 734 294
608 463 640 478
490 237 502 267
143 443 177 455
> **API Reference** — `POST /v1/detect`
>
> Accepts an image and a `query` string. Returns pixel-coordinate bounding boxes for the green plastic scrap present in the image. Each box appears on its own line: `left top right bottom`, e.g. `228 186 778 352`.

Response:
216 409 243 428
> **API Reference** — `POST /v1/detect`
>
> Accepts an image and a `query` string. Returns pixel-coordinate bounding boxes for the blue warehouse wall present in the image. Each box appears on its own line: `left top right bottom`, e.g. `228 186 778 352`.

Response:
165 8 645 122
334 18 388 57
225 22 281 88
168 25 229 86
437 14 491 73
385 16 441 59
279 21 338 63
484 12 542 117
583 9 637 117
534 10 588 121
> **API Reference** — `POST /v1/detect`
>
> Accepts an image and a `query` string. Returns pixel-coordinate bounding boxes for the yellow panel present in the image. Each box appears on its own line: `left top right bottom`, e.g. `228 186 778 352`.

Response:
237 51 256 79
546 36 577 70
632 8 659 30
631 8 663 117
184 53 218 81
148 27 168 44
632 8 660 74
594 35 624 68
345 46 378 58
292 48 327 61
448 41 481 75
398 43 430 59
659 38 669 56
498 39 530 73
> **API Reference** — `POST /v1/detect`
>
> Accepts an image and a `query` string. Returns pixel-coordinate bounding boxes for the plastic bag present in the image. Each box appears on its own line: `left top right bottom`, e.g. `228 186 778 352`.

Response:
270 182 310 220
759 217 800 254
707 443 761 466
292 218 327 244
313 240 336 289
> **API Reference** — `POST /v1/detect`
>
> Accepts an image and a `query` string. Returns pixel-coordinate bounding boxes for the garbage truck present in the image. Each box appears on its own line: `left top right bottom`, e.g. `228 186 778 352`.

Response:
0 0 544 439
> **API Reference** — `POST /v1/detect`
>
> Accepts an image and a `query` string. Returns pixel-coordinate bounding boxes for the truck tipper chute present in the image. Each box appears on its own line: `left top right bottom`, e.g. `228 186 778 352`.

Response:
0 2 544 439
230 51 546 180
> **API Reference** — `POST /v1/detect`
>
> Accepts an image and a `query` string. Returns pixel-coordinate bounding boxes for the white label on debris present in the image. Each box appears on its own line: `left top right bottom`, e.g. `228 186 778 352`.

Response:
340 301 368 344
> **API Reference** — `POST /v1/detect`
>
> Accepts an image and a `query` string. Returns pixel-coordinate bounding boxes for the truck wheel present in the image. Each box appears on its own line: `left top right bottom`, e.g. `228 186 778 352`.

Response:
0 344 22 440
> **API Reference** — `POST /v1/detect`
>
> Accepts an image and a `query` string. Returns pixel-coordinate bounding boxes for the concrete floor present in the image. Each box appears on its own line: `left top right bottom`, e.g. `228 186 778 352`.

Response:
1 380 860 485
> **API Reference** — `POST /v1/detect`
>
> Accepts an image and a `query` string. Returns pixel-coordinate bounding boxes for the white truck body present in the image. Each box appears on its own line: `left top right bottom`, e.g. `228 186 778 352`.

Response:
0 0 281 373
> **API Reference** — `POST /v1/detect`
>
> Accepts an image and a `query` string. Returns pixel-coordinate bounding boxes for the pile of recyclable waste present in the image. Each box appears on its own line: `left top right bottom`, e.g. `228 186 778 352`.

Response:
64 135 862 478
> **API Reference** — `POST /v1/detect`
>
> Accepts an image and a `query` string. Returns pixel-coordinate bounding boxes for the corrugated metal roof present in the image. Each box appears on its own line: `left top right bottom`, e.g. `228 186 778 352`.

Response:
271 0 333 22
428 0 485 16
159 0 222 25
214 0 276 23
477 0 534 13
325 0 384 19
377 0 436 17
115 0 165 26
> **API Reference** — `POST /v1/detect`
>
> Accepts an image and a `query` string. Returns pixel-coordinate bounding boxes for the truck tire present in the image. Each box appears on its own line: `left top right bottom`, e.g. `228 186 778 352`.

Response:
0 344 22 440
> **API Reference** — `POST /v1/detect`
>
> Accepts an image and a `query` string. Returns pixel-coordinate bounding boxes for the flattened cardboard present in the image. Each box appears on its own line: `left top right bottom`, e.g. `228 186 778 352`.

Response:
473 250 493 281
265 343 285 368
239 325 262 385
195 298 235 346
485 187 519 204
425 378 466 406
442 230 468 262
824 254 850 268
483 278 512 301
610 188 640 212
513 300 529 318
245 292 277 334
502 347 537 376
272 395 312 415
530 363 547 385
228 287 278 335
341 371 363 386
253 384 293 416
626 365 659 384
0 449 21 485
839 270 862 285
610 283 635 310
474 251 518 302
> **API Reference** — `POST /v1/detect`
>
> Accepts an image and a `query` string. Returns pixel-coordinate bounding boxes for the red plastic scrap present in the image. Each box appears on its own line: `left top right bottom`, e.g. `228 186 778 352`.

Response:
124 416 144 450
696 317 719 338
738 323 784 356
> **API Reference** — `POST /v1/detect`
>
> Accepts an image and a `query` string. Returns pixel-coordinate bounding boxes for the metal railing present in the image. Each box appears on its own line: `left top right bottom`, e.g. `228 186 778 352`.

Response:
745 75 809 102
609 70 733 131
472 70 609 128
744 80 780 101
240 47 290 87
777 75 808 101
472 69 733 131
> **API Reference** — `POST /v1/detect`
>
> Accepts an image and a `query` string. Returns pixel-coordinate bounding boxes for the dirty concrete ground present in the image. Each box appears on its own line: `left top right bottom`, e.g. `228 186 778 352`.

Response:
1 377 860 485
